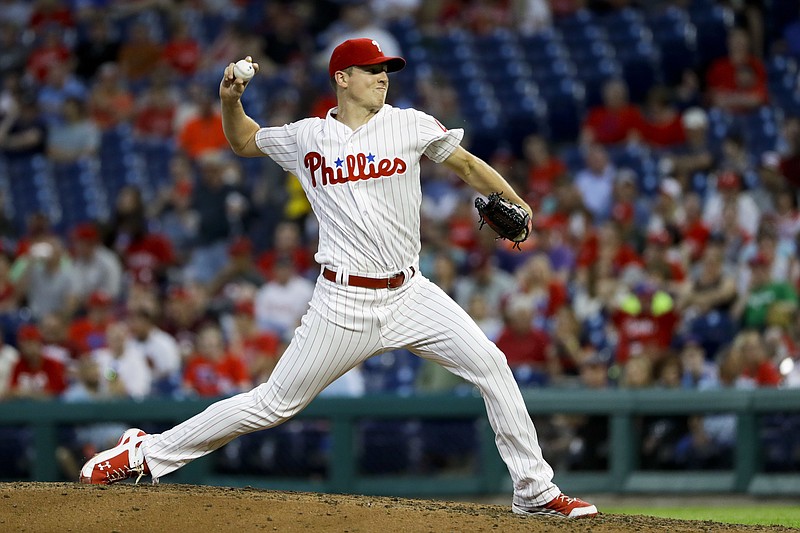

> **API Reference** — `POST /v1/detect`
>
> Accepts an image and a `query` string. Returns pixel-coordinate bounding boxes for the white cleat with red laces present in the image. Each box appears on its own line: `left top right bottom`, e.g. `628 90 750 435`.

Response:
79 428 153 485
513 493 599 518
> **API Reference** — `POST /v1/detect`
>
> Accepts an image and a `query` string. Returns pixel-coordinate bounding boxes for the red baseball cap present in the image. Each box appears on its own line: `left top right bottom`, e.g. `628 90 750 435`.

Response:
328 38 405 78
72 222 99 242
17 324 42 342
88 290 112 307
717 171 741 190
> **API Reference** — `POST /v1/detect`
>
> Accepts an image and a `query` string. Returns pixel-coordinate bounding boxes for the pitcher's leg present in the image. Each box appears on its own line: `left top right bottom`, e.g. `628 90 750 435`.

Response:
143 304 381 479
391 277 559 506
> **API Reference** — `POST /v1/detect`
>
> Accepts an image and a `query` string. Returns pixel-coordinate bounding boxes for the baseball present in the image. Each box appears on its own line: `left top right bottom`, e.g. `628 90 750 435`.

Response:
233 59 255 82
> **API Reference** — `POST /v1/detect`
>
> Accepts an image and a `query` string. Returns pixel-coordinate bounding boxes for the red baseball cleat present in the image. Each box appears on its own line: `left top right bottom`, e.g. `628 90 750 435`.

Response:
79 428 151 485
512 493 598 518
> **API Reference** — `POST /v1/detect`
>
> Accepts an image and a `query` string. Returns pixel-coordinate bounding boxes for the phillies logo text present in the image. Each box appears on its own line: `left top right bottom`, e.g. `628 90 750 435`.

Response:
304 151 407 187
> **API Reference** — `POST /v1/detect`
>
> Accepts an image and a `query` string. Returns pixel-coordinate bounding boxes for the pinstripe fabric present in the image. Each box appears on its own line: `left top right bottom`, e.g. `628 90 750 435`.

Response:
141 104 561 506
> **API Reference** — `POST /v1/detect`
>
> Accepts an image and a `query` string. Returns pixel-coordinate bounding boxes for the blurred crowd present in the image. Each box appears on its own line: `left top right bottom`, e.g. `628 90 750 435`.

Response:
0 0 799 475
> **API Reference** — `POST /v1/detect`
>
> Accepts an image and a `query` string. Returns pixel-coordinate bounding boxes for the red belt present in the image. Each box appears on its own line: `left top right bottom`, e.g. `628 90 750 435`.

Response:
323 267 415 290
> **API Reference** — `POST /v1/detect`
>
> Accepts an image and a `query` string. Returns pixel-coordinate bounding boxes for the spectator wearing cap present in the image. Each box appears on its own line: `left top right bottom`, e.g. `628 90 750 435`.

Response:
11 236 77 320
703 171 761 238
132 80 178 141
183 323 251 398
678 242 738 359
90 321 152 400
574 144 616 223
69 222 123 304
228 299 282 383
8 324 66 399
661 107 715 183
127 307 182 396
68 291 115 354
733 252 798 331
254 256 314 341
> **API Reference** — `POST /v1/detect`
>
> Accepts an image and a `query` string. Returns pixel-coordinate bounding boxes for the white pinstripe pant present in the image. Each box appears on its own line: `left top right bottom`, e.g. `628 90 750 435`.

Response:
142 274 560 506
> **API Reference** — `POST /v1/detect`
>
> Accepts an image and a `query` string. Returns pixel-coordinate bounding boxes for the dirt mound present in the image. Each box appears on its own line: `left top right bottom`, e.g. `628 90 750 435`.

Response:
0 482 793 532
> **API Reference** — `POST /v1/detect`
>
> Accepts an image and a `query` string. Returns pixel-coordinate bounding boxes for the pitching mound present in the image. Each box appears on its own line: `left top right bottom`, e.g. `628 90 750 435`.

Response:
0 482 794 532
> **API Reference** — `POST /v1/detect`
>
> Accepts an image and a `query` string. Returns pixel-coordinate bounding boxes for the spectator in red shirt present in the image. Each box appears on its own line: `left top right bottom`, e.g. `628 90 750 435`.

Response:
576 221 642 284
9 324 66 398
133 81 177 140
87 62 135 131
68 291 115 353
29 0 75 32
736 330 781 387
229 299 282 383
511 255 568 321
612 279 679 365
580 78 645 146
641 86 685 148
706 27 768 113
256 221 313 280
495 297 558 385
522 134 567 201
183 324 251 397
26 26 72 83
162 19 201 78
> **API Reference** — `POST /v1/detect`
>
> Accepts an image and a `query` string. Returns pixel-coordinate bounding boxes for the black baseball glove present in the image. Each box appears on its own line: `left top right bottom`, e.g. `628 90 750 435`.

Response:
475 192 532 249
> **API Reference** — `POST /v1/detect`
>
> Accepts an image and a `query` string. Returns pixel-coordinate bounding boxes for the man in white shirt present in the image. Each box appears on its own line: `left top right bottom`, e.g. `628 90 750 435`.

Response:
80 38 597 519
91 321 152 400
127 308 181 395
253 257 314 341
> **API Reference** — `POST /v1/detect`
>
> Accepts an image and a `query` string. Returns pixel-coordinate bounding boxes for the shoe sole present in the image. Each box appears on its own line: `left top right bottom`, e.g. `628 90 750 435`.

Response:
512 503 598 519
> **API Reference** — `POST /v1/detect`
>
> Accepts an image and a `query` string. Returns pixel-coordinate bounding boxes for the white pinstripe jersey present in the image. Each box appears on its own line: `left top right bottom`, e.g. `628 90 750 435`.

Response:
255 104 464 276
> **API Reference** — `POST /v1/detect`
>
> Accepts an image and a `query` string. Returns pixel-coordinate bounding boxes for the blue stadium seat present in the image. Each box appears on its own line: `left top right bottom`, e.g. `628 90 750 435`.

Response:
690 4 733 67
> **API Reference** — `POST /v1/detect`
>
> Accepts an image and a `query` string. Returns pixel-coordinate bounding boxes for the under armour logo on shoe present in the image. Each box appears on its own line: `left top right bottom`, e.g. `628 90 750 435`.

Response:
97 461 112 471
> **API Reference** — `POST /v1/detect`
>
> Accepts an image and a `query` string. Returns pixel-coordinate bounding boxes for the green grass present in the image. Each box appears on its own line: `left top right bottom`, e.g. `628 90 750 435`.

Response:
604 506 800 528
